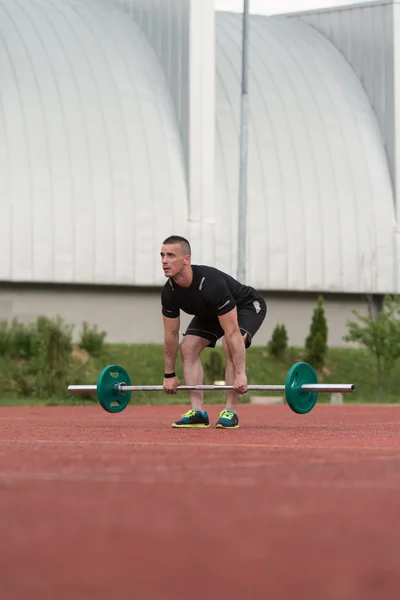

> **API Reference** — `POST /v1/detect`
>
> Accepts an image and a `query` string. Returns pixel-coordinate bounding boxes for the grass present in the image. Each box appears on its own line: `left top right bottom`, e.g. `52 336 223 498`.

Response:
0 343 399 406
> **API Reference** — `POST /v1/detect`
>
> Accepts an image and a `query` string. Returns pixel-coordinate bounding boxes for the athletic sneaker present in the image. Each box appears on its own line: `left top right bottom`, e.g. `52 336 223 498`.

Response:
172 409 210 428
215 409 239 429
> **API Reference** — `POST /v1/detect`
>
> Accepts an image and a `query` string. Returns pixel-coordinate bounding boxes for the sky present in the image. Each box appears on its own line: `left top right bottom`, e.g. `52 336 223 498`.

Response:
214 0 372 15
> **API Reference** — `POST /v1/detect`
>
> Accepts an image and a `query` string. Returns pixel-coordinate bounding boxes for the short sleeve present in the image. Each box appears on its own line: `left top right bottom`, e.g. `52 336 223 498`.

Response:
204 281 236 316
161 284 180 318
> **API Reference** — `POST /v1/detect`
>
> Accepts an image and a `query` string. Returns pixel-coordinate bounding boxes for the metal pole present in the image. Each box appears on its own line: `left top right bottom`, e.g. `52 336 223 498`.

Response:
68 384 356 394
237 0 250 282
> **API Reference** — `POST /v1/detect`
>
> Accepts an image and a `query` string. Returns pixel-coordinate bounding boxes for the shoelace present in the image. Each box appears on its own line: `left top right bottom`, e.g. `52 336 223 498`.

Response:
219 410 234 420
181 409 197 418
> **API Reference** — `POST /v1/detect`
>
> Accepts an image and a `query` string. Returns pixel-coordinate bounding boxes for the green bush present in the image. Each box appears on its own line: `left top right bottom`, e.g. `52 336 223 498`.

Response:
0 315 97 400
305 296 328 369
2 307 400 405
306 332 326 371
1 340 400 404
79 321 107 357
0 319 41 359
8 316 70 398
343 295 400 395
203 349 225 384
267 324 288 359
0 320 11 356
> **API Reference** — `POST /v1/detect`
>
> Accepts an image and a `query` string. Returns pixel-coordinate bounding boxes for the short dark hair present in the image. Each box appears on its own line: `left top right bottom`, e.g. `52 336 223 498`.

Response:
162 235 191 256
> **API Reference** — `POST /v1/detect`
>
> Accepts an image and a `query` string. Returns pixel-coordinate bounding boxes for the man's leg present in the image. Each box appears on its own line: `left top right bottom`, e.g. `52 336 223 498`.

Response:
213 334 247 429
172 317 224 428
222 297 266 408
179 334 210 411
221 333 247 412
171 335 211 428
215 297 266 429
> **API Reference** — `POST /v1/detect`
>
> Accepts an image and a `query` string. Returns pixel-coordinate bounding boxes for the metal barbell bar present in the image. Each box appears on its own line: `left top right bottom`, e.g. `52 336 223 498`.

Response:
68 383 355 394
67 362 356 415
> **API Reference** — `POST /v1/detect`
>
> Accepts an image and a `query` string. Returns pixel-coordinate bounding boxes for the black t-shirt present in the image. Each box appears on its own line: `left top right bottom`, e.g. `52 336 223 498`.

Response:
161 265 257 320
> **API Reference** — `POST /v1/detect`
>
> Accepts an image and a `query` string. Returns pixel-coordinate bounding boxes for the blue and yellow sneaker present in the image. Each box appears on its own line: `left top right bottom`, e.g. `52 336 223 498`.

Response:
215 409 239 429
172 409 210 428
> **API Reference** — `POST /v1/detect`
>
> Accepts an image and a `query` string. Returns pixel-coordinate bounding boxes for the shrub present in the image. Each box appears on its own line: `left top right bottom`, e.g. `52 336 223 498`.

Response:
343 295 400 394
79 321 107 357
0 321 9 356
7 319 41 359
0 315 81 398
267 324 288 359
203 349 225 384
305 296 328 369
306 332 327 371
14 316 75 397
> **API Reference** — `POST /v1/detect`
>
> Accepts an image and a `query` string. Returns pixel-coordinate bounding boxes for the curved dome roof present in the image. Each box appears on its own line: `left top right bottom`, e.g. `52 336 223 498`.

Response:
215 13 396 293
1 3 396 293
0 0 188 285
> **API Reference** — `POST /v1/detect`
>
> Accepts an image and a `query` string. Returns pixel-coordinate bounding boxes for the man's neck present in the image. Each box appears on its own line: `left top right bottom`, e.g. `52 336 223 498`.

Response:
173 266 193 288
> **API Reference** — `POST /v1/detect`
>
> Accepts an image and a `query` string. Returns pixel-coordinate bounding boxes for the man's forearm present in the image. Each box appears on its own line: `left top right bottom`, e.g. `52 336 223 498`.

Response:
164 330 179 372
225 330 246 374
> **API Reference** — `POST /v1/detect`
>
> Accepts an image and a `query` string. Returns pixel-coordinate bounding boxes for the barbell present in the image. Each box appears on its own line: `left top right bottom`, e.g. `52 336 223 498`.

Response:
67 362 355 415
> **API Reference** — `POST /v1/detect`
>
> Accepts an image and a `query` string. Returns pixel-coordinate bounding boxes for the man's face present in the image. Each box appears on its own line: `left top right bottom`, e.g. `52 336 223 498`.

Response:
160 243 188 277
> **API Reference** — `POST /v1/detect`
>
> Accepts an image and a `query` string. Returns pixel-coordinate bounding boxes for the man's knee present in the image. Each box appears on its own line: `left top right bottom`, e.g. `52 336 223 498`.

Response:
180 336 205 361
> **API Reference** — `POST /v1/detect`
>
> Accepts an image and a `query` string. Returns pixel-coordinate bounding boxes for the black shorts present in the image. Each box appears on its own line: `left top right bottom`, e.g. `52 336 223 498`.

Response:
183 294 267 349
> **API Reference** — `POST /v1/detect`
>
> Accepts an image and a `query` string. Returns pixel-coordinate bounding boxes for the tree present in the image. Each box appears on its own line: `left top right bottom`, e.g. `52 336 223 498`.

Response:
267 324 288 359
343 295 400 394
305 295 328 370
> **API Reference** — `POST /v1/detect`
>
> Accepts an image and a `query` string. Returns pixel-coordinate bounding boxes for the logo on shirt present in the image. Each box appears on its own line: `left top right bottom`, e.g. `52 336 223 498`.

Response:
253 300 261 314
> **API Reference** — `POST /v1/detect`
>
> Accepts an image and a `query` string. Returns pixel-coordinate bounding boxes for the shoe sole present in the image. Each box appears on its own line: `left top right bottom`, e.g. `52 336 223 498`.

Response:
215 424 239 429
171 424 210 428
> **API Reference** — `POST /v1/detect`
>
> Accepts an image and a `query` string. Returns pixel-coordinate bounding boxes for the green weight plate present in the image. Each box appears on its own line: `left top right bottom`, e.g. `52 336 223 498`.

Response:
97 364 132 413
285 362 318 415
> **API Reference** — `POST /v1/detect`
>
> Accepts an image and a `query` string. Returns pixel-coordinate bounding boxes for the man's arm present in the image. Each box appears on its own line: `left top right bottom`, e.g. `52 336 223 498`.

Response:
218 307 247 394
218 307 245 373
163 315 180 373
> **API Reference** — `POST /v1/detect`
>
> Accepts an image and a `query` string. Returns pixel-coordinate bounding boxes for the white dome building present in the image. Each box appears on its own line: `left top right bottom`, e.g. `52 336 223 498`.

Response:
0 0 397 346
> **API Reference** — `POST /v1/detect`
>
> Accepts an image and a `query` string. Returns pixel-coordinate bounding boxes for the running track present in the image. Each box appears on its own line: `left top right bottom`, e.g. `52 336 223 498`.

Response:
0 404 400 600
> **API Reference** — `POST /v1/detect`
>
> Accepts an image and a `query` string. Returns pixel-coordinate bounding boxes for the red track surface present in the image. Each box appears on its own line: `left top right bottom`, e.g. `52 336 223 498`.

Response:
1 404 400 600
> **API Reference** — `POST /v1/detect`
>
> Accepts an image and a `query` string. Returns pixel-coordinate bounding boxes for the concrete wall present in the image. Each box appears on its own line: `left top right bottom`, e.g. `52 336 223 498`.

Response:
0 285 372 348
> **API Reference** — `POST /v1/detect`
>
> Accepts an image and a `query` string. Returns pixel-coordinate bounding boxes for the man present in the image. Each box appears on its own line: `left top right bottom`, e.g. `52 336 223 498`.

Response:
161 235 267 429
